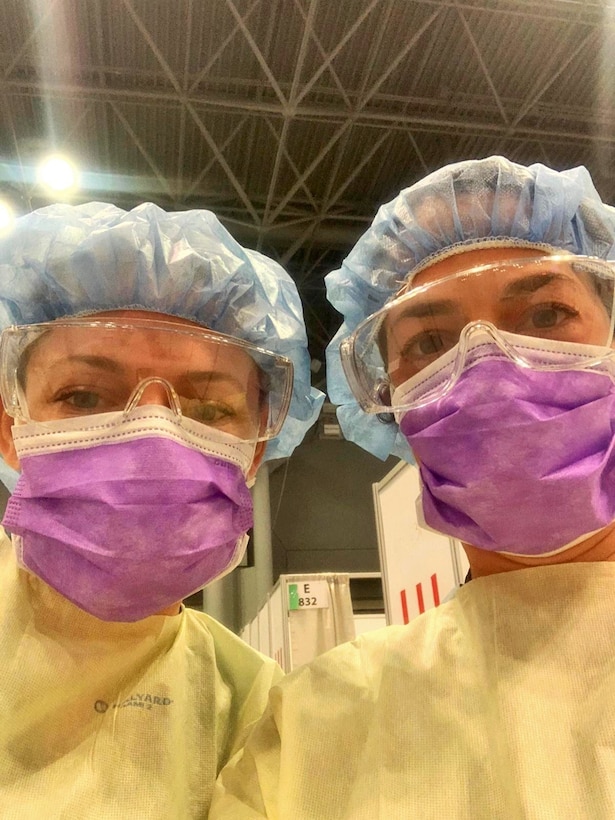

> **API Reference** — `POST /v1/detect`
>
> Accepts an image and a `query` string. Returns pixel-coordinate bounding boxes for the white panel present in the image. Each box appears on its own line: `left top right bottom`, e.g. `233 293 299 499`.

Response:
454 539 470 581
374 462 459 626
268 584 287 671
353 613 387 636
284 574 355 671
257 606 270 658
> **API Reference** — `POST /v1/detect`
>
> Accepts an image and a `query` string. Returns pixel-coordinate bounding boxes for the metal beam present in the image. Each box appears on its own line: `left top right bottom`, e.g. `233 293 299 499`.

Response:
355 0 395 102
62 100 94 144
120 0 260 223
121 0 183 93
5 0 60 80
407 132 429 173
4 79 614 146
493 27 598 154
454 2 509 126
354 11 441 113
294 0 383 107
176 0 193 202
188 0 262 94
408 8 449 97
183 98 261 223
109 102 174 197
280 219 319 266
318 126 354 218
93 0 112 170
325 130 391 212
223 0 287 107
304 248 330 278
268 119 354 223
383 0 612 26
263 0 318 226
508 28 597 130
291 0 351 109
263 117 319 212
184 116 248 198
310 0 396 220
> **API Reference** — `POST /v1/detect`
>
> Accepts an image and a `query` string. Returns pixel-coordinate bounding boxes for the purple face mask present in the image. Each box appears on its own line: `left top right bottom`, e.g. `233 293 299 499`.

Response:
398 357 615 555
2 409 255 621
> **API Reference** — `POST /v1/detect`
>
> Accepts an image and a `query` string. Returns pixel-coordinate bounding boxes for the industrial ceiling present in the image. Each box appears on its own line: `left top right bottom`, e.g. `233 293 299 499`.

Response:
1 0 614 373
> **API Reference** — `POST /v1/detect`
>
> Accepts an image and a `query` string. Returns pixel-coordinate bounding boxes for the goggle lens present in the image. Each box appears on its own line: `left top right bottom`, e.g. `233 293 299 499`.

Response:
0 318 294 442
341 255 615 413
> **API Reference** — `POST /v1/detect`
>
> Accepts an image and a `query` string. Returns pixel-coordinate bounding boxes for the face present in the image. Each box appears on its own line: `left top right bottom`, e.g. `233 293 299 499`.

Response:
384 247 613 388
0 310 267 474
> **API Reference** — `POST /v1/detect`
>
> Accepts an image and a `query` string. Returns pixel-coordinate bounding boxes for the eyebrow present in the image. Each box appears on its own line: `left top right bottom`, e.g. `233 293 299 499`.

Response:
499 272 572 299
53 355 253 393
388 299 459 329
390 272 575 328
181 370 256 393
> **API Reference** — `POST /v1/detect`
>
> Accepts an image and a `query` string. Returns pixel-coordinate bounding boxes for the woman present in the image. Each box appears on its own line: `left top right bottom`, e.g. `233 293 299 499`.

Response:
0 201 322 817
211 157 615 818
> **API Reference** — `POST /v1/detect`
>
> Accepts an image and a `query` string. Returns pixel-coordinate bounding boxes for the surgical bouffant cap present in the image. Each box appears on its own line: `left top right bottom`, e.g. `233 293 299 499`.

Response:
326 155 615 461
0 201 324 468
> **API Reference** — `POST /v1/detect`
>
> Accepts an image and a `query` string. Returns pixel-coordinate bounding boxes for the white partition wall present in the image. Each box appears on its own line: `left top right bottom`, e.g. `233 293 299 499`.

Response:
240 573 360 672
268 583 286 669
256 608 270 659
353 613 387 636
373 462 469 626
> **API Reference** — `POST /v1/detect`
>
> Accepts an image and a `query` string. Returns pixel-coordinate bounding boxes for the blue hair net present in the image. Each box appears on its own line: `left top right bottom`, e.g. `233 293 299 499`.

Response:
0 201 324 476
326 156 615 461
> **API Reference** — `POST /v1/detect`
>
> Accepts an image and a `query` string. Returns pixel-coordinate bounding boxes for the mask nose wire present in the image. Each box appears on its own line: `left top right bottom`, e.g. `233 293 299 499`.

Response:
123 377 183 420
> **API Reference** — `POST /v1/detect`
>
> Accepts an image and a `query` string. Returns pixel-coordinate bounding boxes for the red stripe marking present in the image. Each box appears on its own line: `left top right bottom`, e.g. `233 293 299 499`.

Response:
400 589 409 625
431 573 440 606
416 582 425 615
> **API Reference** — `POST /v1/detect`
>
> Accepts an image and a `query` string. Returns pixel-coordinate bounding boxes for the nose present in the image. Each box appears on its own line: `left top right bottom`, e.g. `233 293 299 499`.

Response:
123 377 183 418
456 320 526 367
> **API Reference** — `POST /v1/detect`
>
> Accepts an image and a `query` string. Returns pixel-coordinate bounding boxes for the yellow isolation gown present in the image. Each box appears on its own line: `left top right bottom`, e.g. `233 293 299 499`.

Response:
212 561 615 819
0 530 281 819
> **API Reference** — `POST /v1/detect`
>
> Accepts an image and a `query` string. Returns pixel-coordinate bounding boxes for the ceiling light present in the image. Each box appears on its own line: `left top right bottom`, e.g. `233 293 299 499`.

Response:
0 201 14 231
38 156 78 192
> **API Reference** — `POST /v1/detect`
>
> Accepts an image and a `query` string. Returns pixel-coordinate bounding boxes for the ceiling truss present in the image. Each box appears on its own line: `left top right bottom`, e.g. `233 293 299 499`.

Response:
0 0 613 361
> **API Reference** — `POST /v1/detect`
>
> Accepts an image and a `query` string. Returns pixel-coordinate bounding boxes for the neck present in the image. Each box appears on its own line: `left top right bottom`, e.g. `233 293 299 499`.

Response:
156 601 182 616
464 520 615 579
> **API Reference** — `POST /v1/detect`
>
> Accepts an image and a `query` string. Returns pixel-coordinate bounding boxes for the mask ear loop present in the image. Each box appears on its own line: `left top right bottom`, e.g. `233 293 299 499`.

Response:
123 377 184 421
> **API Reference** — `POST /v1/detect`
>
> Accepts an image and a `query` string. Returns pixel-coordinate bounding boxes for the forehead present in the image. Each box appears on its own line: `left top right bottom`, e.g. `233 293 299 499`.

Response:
90 308 203 327
23 316 257 379
411 246 551 288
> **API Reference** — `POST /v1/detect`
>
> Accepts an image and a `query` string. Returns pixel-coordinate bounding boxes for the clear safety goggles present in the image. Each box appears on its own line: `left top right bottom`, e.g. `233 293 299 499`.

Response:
340 254 615 413
0 317 294 442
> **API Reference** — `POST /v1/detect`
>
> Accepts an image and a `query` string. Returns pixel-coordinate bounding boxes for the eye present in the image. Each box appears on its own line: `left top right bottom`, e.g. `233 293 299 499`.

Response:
417 333 446 355
401 331 451 360
56 389 103 411
518 303 579 333
188 400 235 425
531 307 565 328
